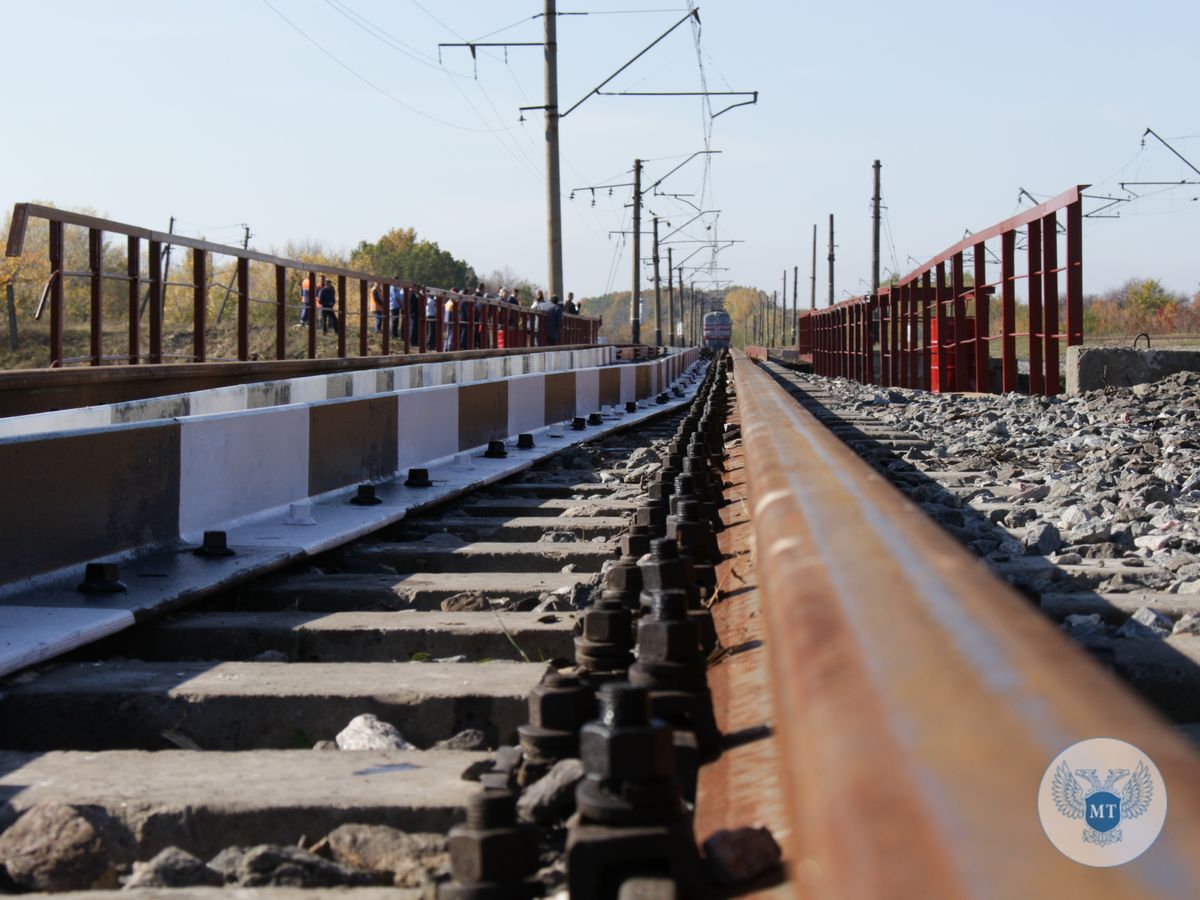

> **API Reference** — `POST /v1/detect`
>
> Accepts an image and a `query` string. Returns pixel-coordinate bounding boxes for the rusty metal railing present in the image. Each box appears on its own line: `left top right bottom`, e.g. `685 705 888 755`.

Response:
796 185 1086 395
5 203 600 368
733 349 1200 896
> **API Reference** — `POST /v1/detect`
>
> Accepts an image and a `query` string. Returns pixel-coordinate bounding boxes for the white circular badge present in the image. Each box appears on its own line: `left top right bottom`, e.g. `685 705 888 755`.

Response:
1038 737 1167 867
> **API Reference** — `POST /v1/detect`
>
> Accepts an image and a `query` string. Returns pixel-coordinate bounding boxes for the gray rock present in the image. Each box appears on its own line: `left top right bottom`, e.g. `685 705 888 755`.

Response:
441 591 492 612
539 530 578 543
324 825 448 889
124 847 223 889
496 595 539 612
1117 606 1172 640
0 803 119 891
312 740 339 751
703 826 783 885
517 758 586 824
253 649 289 663
1172 611 1200 636
216 844 377 888
1062 614 1107 640
432 729 490 751
1023 522 1062 556
335 714 413 751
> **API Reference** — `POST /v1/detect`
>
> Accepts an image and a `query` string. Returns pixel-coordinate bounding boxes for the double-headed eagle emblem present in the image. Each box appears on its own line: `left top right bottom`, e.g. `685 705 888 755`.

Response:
1052 759 1155 847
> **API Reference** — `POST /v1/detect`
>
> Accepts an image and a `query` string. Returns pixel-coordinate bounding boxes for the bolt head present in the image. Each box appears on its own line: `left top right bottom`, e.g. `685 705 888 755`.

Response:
637 618 702 664
527 677 594 730
447 826 538 885
580 720 674 783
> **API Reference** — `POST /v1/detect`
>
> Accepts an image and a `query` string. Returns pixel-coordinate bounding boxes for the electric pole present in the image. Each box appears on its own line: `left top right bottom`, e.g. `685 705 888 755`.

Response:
544 0 564 301
652 216 662 347
667 246 674 347
871 159 881 294
782 269 787 347
792 264 798 344
630 158 642 344
810 224 817 311
827 214 835 307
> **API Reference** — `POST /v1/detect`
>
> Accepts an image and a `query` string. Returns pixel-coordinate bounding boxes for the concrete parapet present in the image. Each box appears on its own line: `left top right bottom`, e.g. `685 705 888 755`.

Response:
1067 346 1200 394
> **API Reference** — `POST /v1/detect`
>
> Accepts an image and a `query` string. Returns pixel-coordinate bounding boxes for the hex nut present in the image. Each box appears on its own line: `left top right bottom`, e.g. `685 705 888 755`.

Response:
580 721 675 784
637 619 701 663
447 826 538 885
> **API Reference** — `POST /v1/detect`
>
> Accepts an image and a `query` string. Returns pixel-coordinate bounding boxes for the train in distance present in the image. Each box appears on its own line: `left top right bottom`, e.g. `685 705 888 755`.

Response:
702 309 732 349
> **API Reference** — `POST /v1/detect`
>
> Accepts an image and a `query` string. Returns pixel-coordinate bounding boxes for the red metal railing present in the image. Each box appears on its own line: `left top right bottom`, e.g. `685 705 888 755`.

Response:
794 185 1086 395
5 204 600 368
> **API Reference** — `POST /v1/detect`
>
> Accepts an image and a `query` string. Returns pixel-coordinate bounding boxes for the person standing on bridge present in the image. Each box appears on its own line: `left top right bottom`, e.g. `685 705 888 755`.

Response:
317 277 337 335
408 284 422 345
371 283 385 334
547 295 564 345
388 280 403 339
299 274 313 326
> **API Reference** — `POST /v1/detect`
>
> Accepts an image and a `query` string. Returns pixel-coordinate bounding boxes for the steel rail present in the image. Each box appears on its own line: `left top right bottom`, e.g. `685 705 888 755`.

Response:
733 350 1200 898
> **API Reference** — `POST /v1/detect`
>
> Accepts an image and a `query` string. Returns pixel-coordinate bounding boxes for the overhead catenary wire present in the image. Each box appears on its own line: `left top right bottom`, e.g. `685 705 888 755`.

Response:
258 0 519 134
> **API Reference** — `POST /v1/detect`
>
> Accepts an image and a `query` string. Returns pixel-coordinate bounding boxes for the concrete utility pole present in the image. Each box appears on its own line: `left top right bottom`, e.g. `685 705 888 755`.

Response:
544 0 564 301
810 224 817 311
792 264 798 344
652 216 662 347
871 159 881 294
782 269 787 347
827 214 835 307
630 159 642 344
667 246 674 347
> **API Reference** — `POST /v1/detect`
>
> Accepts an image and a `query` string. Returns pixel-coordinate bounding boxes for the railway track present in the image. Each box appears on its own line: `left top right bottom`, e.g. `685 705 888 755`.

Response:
756 358 1200 734
5 350 1200 898
0 360 741 898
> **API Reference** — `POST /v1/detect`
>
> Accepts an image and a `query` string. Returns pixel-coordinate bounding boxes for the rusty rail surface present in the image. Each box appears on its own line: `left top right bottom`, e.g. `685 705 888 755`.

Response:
5 203 600 368
733 350 1200 898
796 185 1085 395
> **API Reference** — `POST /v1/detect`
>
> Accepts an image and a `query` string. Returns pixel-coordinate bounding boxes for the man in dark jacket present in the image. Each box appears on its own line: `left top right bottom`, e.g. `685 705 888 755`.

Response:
317 277 337 335
547 295 564 345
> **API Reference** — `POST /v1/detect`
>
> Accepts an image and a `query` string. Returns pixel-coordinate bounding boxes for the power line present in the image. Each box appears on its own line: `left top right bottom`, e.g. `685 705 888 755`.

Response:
258 0 512 133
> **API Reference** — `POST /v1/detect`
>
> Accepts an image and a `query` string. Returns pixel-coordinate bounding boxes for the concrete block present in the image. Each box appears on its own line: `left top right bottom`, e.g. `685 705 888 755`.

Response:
396 385 459 470
574 368 600 417
507 374 546 436
187 384 248 418
0 406 112 439
620 365 635 403
0 749 487 856
179 405 310 537
0 421 181 583
0 660 544 751
308 396 399 496
289 375 327 405
1067 346 1200 394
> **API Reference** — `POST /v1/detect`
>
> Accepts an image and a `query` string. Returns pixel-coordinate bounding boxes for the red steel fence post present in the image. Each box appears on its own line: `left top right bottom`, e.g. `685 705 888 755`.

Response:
1026 220 1044 395
274 264 287 360
358 279 369 357
1066 197 1084 350
193 248 207 364
307 269 317 359
1001 229 1017 392
236 257 250 362
89 227 103 366
973 242 989 393
148 239 163 365
336 274 347 358
1041 214 1059 395
951 252 966 393
127 236 139 365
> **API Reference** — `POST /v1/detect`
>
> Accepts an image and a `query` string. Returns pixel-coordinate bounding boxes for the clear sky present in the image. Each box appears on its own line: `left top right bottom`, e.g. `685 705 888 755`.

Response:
3 0 1198 301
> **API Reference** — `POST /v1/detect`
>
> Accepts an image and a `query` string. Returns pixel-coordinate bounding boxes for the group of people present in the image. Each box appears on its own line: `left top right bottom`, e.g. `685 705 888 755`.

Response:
298 276 341 335
301 278 584 349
